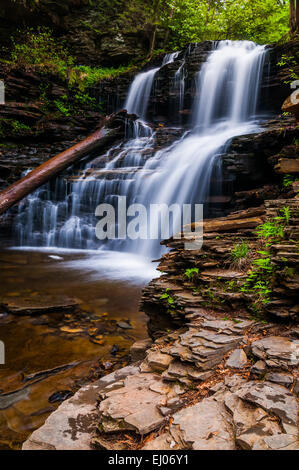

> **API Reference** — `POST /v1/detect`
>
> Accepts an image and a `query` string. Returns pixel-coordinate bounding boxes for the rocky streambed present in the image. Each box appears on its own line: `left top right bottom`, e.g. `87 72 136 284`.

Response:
22 200 299 451
0 249 154 450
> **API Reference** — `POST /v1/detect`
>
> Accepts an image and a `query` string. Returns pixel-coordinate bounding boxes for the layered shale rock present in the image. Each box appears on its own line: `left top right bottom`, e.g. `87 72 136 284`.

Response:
23 283 298 450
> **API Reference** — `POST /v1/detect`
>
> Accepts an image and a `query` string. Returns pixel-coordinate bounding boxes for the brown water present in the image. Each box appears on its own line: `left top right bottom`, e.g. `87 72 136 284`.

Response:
0 249 154 450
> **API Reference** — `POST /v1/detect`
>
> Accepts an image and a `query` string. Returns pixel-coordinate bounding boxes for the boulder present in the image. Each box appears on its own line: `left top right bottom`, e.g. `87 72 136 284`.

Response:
282 90 299 121
251 336 299 369
275 158 299 174
171 398 235 450
226 349 248 369
130 338 153 362
236 381 298 431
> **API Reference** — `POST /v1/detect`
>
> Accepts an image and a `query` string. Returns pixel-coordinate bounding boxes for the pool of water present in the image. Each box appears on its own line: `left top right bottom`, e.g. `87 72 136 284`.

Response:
0 249 158 449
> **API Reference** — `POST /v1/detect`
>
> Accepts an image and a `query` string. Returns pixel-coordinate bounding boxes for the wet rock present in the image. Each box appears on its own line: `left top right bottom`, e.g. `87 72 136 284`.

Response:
124 405 166 436
163 359 212 383
201 319 254 334
98 373 174 434
251 360 267 375
110 344 119 356
96 364 140 390
265 372 294 388
177 327 244 371
130 338 153 362
282 91 299 122
0 387 30 410
275 158 299 174
146 350 173 372
236 381 298 430
48 390 73 404
23 381 102 450
251 336 299 369
0 293 78 315
171 397 235 450
209 383 226 395
226 349 248 369
23 363 142 450
117 321 132 329
224 376 247 390
224 392 282 450
253 433 299 451
141 433 175 450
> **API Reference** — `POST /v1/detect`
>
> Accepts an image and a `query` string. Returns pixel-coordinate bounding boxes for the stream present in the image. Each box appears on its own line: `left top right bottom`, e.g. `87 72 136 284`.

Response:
0 249 157 449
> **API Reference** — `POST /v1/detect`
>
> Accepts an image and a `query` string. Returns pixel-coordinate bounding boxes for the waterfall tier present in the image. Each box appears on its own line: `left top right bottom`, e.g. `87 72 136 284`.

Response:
14 41 268 260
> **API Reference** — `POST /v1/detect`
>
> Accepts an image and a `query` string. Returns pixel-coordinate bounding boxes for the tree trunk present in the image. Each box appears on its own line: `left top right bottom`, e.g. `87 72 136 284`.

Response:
290 0 297 33
148 0 160 58
0 112 124 216
163 2 175 49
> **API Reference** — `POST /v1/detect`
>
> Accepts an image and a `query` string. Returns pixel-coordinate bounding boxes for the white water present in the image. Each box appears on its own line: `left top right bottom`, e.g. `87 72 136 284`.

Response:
162 51 180 66
13 41 267 279
124 68 160 119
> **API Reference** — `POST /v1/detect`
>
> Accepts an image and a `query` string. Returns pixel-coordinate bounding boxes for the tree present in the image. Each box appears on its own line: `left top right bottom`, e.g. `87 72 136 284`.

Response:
148 0 161 57
290 0 299 33
163 0 290 48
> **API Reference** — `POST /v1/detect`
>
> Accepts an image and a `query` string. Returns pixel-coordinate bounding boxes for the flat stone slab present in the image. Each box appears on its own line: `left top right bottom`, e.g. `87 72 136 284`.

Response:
251 336 299 368
236 381 298 430
22 364 140 450
23 382 100 450
171 397 235 450
98 372 185 435
1 293 78 315
226 349 248 369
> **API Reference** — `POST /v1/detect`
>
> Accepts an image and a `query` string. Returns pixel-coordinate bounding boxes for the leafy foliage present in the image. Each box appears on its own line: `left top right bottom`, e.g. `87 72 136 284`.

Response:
184 267 199 279
241 251 274 304
10 28 74 77
231 241 250 260
164 0 290 48
277 52 299 83
283 174 297 187
160 288 176 305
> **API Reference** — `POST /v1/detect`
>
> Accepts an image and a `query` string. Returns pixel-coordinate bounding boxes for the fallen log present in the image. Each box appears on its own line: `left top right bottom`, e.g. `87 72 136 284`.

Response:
0 111 126 216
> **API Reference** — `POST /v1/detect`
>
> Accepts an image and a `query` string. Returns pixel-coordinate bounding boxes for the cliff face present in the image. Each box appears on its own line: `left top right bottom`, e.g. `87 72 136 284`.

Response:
0 0 151 66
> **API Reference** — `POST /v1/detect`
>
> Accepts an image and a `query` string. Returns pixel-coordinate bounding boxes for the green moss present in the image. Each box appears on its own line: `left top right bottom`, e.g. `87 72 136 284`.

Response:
0 118 31 138
9 27 74 80
68 65 135 91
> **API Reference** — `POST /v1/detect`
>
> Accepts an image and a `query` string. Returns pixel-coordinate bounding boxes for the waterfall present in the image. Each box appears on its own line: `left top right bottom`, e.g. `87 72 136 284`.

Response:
174 62 186 119
125 51 180 119
13 42 267 265
193 41 266 130
124 68 159 119
162 52 179 66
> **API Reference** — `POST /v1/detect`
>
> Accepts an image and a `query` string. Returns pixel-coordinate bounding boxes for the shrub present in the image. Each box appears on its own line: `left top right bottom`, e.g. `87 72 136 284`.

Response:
184 268 199 280
10 27 74 79
231 241 250 260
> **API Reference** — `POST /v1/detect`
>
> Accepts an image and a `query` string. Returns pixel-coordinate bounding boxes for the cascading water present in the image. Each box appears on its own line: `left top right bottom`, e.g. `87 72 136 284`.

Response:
13 41 267 274
125 51 180 119
124 68 159 119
